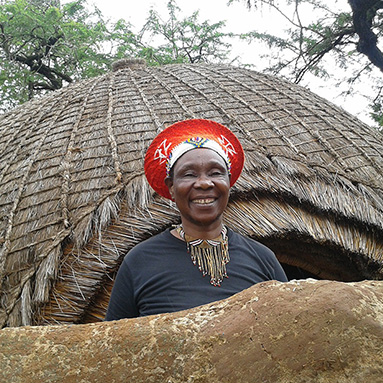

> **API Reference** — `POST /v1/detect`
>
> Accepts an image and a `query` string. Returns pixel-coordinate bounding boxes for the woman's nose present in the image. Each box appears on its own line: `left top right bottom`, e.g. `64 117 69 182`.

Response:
194 174 213 188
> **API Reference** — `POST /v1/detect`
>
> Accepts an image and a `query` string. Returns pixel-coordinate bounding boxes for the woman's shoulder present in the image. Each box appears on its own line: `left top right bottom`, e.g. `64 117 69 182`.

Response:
136 227 174 246
227 227 274 254
123 227 181 261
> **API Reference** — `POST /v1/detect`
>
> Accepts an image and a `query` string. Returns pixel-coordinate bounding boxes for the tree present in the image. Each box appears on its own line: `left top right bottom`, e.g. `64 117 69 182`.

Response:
101 0 240 67
0 0 243 112
0 0 119 111
133 0 235 65
231 0 383 128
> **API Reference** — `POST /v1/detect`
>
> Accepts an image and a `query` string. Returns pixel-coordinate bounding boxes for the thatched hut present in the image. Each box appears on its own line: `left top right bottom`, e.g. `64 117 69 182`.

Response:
0 59 382 328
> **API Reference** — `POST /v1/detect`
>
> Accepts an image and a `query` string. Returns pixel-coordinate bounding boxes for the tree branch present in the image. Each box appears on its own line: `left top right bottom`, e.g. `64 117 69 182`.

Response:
348 0 383 72
14 53 72 93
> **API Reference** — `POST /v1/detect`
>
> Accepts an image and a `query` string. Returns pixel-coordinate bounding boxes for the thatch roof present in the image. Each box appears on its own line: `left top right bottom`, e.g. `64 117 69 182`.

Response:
0 59 382 328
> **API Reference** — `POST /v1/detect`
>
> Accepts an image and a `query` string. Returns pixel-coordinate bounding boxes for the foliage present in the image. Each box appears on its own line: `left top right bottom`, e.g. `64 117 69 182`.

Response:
0 0 243 112
230 0 383 128
0 0 116 111
104 0 240 66
134 0 235 65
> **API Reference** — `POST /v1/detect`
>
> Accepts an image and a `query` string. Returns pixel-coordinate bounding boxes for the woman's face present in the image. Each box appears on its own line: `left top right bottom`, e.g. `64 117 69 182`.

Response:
165 148 231 232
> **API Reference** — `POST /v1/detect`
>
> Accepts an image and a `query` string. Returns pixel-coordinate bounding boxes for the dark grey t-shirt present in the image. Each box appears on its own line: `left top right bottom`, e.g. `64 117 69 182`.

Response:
105 227 287 320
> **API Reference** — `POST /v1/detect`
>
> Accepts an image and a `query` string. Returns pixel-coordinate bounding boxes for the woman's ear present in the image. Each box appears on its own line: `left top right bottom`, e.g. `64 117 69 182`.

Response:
165 177 174 200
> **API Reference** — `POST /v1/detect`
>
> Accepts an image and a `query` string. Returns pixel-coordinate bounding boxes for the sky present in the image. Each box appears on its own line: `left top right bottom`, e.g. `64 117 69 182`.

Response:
75 0 374 125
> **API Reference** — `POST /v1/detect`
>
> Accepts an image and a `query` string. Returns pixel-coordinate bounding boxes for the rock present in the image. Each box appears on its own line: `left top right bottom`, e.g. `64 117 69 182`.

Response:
1 279 383 383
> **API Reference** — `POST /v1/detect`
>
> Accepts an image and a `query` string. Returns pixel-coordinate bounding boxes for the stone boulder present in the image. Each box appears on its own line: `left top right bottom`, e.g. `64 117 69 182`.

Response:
1 279 382 383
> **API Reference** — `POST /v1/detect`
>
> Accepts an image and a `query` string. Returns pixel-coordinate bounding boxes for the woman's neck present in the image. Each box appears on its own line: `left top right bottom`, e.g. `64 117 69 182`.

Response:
179 220 223 239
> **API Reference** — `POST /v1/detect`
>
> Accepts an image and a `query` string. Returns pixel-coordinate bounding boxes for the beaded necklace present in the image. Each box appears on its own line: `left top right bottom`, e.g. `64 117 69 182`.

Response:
176 225 229 287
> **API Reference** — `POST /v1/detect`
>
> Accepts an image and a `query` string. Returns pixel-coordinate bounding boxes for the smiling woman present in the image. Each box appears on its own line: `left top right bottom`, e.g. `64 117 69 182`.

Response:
165 148 231 234
105 119 288 320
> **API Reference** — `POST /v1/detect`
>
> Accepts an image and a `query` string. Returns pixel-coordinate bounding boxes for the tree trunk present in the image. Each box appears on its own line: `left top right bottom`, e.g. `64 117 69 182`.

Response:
1 279 382 383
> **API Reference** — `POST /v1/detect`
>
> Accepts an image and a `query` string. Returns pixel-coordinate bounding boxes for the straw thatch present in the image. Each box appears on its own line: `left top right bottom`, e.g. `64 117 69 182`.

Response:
0 59 382 328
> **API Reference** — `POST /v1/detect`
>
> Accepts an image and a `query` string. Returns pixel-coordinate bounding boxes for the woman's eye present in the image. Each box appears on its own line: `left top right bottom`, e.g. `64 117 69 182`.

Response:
211 170 224 176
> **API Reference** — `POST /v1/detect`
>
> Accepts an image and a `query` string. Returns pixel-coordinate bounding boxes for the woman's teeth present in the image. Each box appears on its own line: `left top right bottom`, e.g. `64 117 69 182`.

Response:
193 198 214 204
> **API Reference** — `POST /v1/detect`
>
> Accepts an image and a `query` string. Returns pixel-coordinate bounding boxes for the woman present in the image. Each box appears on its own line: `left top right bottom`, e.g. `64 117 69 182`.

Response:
105 119 287 320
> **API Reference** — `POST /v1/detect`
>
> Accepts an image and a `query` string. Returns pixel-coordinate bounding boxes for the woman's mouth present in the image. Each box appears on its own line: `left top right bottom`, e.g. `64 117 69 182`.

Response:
192 198 215 205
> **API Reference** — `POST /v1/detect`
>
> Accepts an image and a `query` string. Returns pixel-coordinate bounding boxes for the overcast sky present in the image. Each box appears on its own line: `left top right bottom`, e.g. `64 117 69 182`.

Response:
74 0 373 125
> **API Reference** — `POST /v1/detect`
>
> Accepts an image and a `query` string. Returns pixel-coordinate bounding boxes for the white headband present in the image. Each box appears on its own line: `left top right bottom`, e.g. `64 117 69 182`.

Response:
166 137 231 176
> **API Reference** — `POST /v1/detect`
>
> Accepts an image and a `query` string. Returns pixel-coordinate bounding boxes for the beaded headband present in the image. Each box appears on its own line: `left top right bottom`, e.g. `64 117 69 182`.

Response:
166 137 231 177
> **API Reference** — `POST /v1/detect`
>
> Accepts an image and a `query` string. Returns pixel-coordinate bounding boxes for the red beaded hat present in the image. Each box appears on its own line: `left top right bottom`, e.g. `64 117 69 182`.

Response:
144 119 244 199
